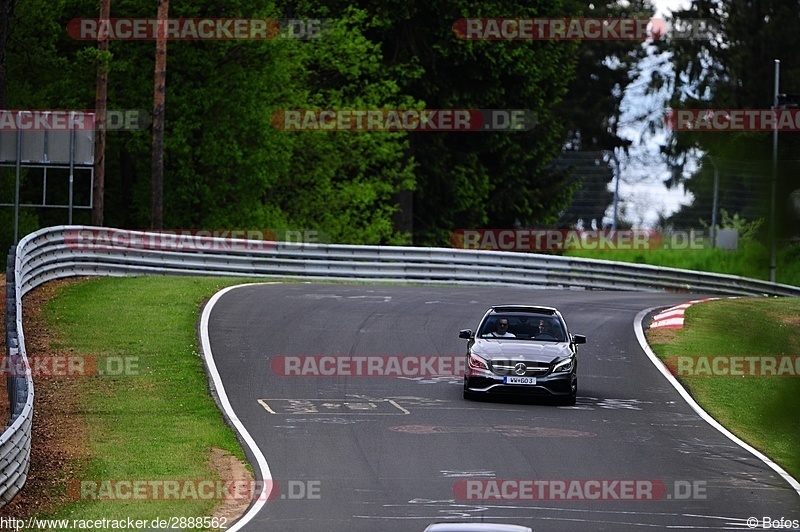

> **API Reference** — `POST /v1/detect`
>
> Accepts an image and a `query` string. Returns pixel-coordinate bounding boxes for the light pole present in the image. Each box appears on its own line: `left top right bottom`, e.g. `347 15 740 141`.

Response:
710 157 719 248
770 60 779 283
612 150 621 231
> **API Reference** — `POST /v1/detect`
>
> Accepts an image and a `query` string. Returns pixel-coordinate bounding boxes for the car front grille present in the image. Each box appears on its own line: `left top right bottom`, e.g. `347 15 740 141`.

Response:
490 360 550 376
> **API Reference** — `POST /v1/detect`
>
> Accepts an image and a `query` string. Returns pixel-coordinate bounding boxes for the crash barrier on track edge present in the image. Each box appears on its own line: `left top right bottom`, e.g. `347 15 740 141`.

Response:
0 245 32 505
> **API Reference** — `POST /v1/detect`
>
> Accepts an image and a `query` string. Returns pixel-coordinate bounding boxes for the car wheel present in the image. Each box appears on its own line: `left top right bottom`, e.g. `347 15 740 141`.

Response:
559 392 577 406
559 382 577 406
463 388 480 401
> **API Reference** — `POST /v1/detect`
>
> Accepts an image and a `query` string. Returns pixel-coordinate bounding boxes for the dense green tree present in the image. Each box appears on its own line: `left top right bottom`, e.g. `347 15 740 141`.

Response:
2 0 650 251
2 0 418 247
281 0 583 244
661 0 800 233
373 0 581 244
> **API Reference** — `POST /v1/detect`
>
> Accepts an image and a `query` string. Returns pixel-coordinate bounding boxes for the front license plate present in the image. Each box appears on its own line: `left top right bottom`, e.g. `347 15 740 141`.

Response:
504 376 537 385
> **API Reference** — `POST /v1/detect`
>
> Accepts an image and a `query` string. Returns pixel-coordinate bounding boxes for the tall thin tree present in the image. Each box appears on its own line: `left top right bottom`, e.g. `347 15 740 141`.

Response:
151 0 168 229
0 0 17 108
93 0 110 227
0 0 18 216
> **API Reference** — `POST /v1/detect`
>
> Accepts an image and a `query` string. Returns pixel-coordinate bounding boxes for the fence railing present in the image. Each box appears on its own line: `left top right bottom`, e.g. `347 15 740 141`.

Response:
3 225 800 506
2 246 32 505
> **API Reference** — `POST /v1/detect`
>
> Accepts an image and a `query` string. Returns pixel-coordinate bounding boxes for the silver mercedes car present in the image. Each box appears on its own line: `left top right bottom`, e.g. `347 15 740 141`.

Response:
459 305 585 405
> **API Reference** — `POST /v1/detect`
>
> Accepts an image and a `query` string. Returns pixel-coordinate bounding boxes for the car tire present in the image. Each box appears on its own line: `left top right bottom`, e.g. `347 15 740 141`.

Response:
463 388 480 401
559 393 577 406
559 381 577 406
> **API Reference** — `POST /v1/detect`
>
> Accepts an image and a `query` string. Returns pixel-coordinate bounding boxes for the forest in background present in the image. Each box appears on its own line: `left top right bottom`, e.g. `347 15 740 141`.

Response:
1 0 799 253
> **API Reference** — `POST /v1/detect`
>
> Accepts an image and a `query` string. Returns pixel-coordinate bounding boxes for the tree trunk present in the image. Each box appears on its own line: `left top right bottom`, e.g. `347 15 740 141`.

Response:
92 0 110 227
151 0 169 230
0 0 18 207
0 0 17 109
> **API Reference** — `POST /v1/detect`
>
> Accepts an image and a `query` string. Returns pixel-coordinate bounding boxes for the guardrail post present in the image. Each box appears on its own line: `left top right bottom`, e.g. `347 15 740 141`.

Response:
5 248 16 426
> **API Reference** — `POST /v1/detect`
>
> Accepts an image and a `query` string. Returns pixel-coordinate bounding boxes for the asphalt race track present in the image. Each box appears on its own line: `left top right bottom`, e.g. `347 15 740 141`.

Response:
204 283 800 531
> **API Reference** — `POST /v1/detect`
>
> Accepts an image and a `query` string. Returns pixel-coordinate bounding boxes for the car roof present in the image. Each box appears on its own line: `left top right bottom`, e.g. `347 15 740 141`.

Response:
489 304 558 315
423 523 533 532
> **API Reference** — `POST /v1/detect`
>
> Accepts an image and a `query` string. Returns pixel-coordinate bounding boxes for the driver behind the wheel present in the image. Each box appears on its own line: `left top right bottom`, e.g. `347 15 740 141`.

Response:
535 319 558 339
490 318 516 338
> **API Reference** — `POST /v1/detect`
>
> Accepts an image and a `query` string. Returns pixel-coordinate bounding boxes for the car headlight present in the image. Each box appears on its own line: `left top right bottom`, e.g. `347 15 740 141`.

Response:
469 353 489 370
552 356 575 373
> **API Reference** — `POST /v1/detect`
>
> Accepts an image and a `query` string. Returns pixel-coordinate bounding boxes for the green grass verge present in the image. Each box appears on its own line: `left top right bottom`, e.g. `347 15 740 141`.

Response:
36 276 260 530
647 297 800 480
565 241 800 287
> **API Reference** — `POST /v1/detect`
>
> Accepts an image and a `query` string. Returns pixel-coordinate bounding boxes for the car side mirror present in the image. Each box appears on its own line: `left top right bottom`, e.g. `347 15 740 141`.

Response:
459 329 473 339
572 334 586 344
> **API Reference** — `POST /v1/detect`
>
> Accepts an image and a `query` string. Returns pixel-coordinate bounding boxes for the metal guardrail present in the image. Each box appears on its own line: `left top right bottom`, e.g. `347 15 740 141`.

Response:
2 246 32 505
2 224 800 506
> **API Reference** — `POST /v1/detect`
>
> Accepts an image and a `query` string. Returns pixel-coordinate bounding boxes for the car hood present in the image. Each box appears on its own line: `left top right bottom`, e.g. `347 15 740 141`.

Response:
471 339 572 363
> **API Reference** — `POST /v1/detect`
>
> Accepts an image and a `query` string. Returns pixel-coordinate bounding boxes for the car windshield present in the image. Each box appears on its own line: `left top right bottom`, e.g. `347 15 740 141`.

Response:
478 313 566 342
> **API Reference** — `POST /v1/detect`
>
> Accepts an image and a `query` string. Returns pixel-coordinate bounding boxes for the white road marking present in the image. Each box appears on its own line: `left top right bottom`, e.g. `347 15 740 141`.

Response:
275 417 370 425
256 398 410 415
357 502 761 527
347 295 392 302
200 283 278 531
257 399 276 414
634 306 800 499
397 376 462 385
440 470 496 478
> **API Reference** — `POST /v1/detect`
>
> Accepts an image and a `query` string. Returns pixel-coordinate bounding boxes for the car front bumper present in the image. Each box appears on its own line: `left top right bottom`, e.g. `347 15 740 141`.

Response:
464 370 576 397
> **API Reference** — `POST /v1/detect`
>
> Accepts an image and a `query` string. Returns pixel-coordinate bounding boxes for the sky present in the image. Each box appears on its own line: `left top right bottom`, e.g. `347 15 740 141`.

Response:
653 0 691 18
602 0 695 228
